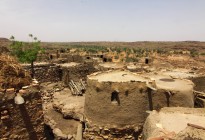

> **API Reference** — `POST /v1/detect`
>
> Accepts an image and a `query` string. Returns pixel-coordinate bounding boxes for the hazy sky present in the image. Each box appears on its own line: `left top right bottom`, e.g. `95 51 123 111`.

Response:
0 0 205 42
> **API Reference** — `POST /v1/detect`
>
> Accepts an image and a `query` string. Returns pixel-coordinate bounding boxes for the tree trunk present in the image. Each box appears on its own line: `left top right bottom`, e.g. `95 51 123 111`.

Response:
31 61 35 78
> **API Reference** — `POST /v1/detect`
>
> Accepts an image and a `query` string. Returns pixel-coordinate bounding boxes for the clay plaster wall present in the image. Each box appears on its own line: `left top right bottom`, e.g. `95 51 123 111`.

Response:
152 88 194 109
85 79 150 127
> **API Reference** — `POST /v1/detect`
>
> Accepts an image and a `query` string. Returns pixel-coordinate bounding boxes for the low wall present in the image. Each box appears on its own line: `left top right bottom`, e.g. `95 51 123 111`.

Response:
22 62 97 84
22 63 62 83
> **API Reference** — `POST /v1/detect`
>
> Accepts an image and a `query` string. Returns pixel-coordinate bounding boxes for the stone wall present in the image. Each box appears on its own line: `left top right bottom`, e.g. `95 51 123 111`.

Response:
83 124 142 140
23 62 97 84
0 85 45 139
22 63 62 83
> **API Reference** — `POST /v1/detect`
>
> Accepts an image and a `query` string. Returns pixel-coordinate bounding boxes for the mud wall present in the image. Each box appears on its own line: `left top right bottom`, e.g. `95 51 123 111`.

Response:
84 79 149 127
152 88 194 109
191 76 205 92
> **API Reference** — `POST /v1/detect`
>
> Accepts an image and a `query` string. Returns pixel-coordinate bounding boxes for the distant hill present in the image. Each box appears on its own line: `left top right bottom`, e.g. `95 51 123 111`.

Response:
41 41 205 51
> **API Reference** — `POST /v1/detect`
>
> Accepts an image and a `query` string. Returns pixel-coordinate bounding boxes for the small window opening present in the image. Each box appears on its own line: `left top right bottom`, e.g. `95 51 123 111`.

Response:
50 55 53 60
145 58 149 64
103 58 107 62
125 90 129 96
60 49 65 53
111 91 120 105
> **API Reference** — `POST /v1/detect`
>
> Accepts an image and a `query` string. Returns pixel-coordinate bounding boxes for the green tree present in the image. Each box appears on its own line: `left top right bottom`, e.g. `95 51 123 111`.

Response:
9 34 43 78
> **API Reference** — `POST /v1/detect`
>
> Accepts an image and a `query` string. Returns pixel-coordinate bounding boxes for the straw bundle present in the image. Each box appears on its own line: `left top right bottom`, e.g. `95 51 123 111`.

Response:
0 54 31 90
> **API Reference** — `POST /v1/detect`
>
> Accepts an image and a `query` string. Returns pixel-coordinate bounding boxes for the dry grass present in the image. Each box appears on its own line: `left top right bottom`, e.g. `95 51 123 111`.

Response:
0 54 31 90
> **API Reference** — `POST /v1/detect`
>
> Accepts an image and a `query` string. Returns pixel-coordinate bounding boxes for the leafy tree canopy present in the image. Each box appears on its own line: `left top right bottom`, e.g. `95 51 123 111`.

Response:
9 34 43 63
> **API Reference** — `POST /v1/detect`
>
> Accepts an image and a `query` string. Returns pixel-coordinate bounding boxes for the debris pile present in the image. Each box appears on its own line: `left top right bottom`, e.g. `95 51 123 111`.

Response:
68 79 86 96
194 90 205 107
0 54 31 90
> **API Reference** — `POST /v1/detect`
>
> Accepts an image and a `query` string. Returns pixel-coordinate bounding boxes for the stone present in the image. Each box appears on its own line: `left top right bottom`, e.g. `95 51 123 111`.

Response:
0 92 4 99
6 88 15 94
102 135 109 139
95 136 104 140
67 134 73 140
127 135 133 139
102 128 110 135
89 136 95 140
4 132 10 137
53 128 67 139
1 138 8 140
55 88 61 92
19 89 27 94
93 127 100 133
13 135 19 139
1 110 8 115
1 115 9 120
22 86 29 89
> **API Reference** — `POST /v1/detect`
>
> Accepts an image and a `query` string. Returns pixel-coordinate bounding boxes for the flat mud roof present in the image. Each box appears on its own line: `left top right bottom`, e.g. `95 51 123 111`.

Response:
147 74 194 91
57 62 80 68
99 63 124 69
88 70 147 82
161 70 196 79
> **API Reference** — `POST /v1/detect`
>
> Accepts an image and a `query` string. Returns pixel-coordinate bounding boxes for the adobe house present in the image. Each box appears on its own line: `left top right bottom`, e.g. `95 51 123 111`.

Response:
84 70 151 127
144 73 195 109
85 70 195 127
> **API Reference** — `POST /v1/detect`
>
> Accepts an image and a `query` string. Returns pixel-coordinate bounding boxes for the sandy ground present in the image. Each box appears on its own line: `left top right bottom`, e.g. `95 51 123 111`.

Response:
161 70 196 79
